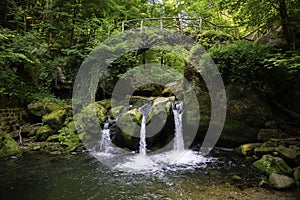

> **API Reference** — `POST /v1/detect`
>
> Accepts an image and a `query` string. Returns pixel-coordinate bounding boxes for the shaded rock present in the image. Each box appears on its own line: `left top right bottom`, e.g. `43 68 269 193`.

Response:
275 147 300 167
42 109 67 131
148 97 171 123
269 173 296 190
109 106 124 118
116 108 142 140
293 166 300 185
257 129 280 142
0 133 21 158
216 85 272 147
235 143 262 156
36 125 53 141
81 101 107 125
46 134 60 142
132 83 165 97
254 146 300 167
253 154 293 175
27 98 64 119
265 120 277 129
254 146 277 156
28 142 46 151
162 81 184 97
74 102 107 149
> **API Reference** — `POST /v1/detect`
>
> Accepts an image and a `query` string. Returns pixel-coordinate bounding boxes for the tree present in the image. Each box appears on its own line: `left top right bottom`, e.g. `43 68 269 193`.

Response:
218 0 300 49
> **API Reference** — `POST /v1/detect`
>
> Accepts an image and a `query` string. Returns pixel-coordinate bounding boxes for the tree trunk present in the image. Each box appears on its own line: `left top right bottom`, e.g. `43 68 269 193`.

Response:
278 0 292 49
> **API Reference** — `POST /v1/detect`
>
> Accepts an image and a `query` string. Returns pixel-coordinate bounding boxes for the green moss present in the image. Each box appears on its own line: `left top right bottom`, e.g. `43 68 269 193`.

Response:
117 108 142 140
252 154 293 175
36 125 53 141
82 102 107 124
0 133 21 158
58 123 81 151
27 98 64 117
110 106 124 118
42 109 67 131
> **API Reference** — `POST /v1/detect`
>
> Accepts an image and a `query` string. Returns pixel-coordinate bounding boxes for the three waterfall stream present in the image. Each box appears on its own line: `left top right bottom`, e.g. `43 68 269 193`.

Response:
95 101 212 173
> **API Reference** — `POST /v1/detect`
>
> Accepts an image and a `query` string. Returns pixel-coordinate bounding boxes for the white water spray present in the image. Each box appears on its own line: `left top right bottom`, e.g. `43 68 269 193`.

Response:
172 101 184 152
99 123 112 154
138 102 152 156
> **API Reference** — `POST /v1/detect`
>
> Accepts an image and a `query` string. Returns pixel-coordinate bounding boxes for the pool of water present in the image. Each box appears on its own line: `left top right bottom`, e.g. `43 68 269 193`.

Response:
0 149 297 200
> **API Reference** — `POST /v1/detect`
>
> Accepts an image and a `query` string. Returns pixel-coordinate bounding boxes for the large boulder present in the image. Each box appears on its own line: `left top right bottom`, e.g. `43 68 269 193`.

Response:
74 101 107 149
27 98 64 120
253 154 293 175
0 133 21 158
269 173 296 190
111 97 175 151
220 86 271 147
42 109 67 131
193 85 272 148
116 108 142 140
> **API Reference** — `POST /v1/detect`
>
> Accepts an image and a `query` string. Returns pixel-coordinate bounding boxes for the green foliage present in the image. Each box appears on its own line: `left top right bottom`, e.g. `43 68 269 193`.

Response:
210 41 271 87
198 29 234 49
210 41 274 92
210 41 299 101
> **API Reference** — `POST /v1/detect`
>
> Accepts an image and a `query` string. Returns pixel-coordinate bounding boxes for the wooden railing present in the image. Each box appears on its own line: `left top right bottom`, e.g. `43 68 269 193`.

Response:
120 17 238 38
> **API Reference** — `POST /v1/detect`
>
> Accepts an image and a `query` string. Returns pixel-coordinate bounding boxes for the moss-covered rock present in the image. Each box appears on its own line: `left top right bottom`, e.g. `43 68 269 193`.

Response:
235 143 262 156
42 109 67 131
74 102 107 149
293 166 300 185
36 125 53 141
81 101 107 124
254 146 300 167
257 129 280 142
269 173 296 190
0 133 21 158
148 97 171 123
58 122 82 151
28 142 46 151
27 98 64 119
109 106 124 118
117 108 142 140
253 154 293 175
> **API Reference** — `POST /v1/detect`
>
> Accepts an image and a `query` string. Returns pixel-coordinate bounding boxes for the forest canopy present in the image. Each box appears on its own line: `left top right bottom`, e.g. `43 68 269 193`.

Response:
0 0 299 106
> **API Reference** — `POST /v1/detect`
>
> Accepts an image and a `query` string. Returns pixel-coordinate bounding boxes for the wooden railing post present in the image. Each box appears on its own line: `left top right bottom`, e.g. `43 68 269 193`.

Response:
160 18 163 31
140 20 143 32
121 21 125 32
199 17 203 31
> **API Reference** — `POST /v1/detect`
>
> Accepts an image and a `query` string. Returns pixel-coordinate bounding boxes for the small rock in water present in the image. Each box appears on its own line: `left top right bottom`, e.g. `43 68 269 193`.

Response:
231 175 242 181
269 173 296 190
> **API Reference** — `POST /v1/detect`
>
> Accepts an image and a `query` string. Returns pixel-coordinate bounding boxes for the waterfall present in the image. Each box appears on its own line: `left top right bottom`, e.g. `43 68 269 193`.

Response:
99 123 112 154
138 102 152 156
172 101 184 152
